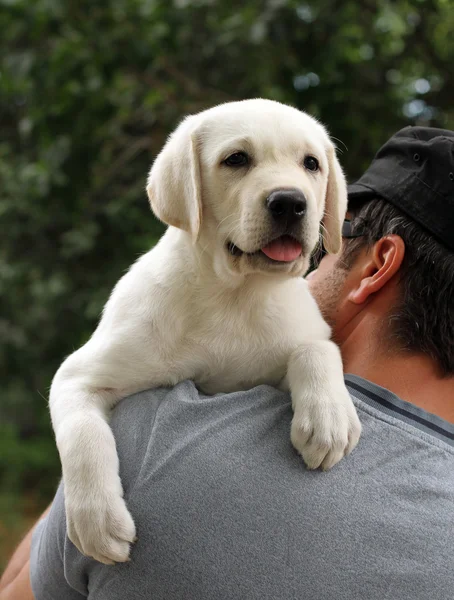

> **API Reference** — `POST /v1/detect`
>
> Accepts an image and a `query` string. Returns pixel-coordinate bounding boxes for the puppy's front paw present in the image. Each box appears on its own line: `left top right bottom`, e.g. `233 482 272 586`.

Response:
290 386 361 471
66 481 137 565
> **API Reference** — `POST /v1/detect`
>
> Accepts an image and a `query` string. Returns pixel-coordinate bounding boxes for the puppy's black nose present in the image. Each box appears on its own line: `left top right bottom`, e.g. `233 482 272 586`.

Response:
266 189 307 221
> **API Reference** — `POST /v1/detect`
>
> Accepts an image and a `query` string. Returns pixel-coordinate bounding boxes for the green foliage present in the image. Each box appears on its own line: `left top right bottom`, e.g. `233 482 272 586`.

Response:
0 0 453 512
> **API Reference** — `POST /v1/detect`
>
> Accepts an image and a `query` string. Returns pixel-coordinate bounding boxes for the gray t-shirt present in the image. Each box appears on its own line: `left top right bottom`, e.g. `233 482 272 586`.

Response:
30 375 454 600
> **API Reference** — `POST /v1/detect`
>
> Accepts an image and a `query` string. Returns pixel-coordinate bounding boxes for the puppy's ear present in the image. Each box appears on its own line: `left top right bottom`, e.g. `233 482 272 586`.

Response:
146 117 202 242
322 144 348 254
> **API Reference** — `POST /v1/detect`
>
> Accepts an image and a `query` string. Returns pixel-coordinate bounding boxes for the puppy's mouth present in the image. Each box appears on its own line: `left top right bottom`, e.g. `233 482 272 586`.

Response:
227 235 303 263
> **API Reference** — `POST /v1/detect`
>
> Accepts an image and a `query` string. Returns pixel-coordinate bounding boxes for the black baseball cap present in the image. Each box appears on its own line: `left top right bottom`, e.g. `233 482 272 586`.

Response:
347 126 454 252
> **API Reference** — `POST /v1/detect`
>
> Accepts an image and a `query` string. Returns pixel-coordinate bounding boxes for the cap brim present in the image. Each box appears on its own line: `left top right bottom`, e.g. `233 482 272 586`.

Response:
347 182 378 210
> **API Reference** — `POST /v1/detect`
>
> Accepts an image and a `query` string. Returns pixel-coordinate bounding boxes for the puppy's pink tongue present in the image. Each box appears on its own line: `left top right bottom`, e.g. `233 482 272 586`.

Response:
261 236 302 262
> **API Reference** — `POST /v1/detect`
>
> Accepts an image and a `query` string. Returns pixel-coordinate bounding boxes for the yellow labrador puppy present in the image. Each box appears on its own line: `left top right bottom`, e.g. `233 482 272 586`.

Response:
50 99 361 564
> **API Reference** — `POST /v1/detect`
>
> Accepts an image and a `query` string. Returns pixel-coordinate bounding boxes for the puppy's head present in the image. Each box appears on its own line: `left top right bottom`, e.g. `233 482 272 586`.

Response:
147 99 347 279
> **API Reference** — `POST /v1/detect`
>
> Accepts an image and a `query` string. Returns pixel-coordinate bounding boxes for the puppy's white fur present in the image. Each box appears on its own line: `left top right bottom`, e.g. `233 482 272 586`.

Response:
50 99 361 564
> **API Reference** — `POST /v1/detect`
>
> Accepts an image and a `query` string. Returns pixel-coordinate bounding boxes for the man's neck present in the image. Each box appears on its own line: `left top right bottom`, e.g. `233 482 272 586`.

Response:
340 319 454 423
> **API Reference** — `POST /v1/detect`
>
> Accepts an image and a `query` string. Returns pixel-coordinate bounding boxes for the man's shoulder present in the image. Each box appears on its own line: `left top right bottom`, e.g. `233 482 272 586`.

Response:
110 377 454 503
112 376 454 454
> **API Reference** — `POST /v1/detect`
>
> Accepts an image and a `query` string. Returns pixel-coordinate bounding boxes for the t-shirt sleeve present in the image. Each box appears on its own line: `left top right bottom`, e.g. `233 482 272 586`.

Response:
30 483 87 600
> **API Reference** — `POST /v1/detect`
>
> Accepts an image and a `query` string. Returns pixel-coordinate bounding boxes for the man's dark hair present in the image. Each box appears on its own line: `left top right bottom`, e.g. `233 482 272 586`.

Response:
341 198 454 376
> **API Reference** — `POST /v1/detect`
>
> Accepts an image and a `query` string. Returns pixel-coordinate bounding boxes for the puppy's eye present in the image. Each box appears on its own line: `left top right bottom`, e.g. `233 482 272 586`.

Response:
224 152 249 167
304 156 319 172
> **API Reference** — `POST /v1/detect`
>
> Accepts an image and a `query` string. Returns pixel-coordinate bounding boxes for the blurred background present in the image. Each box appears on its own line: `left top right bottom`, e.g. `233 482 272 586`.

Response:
1 0 453 567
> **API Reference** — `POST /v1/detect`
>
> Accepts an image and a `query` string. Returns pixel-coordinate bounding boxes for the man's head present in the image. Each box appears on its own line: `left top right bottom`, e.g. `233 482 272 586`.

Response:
308 126 454 376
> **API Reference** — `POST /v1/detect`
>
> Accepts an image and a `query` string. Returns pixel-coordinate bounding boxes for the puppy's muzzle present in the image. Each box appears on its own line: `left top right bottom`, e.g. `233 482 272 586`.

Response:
266 188 307 224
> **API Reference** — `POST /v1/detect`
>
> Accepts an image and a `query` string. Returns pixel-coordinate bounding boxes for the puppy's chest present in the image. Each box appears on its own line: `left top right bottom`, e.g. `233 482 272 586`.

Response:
179 304 298 393
152 278 328 394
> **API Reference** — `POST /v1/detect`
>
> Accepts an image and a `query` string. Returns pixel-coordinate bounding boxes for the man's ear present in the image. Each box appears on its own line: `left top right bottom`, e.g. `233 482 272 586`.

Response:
322 144 348 254
146 116 202 242
348 235 406 304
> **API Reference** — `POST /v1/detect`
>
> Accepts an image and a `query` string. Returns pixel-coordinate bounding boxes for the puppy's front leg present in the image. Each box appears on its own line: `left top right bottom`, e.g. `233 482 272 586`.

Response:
287 340 361 470
50 350 139 564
